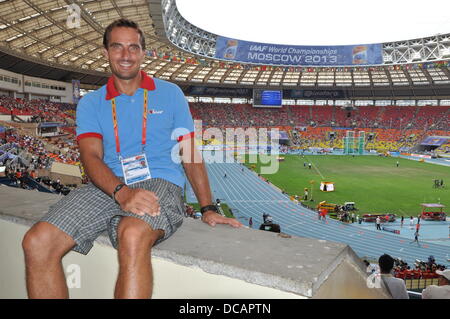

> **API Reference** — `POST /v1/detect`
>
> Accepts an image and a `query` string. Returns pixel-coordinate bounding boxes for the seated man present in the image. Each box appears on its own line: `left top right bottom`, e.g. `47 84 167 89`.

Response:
21 18 242 299
378 254 409 299
422 269 450 299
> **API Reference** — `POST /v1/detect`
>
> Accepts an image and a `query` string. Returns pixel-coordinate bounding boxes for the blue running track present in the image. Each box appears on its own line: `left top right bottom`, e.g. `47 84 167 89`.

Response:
186 162 450 267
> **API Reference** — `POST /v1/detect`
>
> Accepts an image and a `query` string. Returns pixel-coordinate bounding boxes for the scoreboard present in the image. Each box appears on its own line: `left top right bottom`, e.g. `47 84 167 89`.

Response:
253 89 282 108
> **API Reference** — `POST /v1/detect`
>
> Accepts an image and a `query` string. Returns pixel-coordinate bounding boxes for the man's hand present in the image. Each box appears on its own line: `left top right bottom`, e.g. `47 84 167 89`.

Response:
115 186 160 217
201 211 243 228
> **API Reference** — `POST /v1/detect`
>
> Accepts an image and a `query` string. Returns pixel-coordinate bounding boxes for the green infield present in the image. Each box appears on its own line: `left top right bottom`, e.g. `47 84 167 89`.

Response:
244 155 450 216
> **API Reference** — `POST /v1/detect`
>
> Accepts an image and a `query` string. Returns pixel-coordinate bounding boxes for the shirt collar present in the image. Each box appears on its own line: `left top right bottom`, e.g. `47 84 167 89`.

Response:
105 70 155 100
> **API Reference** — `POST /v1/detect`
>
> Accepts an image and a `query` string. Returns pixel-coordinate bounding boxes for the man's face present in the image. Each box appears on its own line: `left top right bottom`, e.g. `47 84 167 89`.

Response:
104 27 145 80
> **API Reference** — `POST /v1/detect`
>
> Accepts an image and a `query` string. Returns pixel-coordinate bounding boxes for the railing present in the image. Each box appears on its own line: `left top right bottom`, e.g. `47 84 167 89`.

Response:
404 278 439 291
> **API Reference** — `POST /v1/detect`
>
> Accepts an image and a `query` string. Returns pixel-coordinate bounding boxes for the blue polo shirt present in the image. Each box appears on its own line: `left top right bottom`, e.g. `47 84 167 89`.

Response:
76 72 194 188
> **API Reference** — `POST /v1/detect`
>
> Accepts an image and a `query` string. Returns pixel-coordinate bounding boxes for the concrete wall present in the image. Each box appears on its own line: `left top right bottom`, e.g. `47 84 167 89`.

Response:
0 220 304 299
48 173 82 186
0 187 392 299
312 249 389 299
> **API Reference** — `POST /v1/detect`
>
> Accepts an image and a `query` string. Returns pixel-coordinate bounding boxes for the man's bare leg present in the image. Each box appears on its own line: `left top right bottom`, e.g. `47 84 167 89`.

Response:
22 222 76 298
114 216 163 299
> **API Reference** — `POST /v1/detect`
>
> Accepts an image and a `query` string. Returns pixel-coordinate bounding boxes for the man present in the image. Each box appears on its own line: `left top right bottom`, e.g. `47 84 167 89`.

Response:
422 269 450 299
320 208 328 221
378 254 409 299
259 216 281 233
21 19 242 299
376 216 381 230
409 230 420 247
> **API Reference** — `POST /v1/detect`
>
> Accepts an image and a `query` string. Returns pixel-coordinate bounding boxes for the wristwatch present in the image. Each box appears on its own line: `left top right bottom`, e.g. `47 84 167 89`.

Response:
112 183 126 205
200 204 218 215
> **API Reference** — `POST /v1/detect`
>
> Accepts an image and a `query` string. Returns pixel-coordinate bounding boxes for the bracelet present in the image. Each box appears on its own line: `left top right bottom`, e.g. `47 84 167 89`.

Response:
112 183 126 205
200 204 218 215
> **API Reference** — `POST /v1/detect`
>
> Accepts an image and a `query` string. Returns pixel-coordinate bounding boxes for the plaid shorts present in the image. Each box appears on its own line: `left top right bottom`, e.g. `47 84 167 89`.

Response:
39 178 185 255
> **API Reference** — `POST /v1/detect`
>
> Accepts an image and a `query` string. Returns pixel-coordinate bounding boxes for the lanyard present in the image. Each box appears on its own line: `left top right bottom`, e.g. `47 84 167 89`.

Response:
111 89 148 159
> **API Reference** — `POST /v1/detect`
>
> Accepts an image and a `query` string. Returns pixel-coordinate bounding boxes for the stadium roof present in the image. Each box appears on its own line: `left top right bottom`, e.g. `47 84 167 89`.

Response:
177 0 450 46
0 0 449 95
0 0 183 86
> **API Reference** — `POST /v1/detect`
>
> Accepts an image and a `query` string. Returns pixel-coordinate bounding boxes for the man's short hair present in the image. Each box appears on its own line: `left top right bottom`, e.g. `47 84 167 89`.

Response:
378 254 395 273
103 19 146 50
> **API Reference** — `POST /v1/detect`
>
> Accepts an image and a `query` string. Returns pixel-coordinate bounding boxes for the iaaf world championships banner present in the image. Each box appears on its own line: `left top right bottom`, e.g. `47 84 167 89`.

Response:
215 36 383 66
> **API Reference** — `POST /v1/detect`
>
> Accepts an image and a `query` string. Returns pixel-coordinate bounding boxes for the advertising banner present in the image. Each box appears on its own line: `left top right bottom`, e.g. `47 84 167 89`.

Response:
420 136 449 146
215 36 383 66
187 86 252 97
285 89 349 99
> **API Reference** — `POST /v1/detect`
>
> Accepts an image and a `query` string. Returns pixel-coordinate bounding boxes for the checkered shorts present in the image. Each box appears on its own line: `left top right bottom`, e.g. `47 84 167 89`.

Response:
39 178 185 255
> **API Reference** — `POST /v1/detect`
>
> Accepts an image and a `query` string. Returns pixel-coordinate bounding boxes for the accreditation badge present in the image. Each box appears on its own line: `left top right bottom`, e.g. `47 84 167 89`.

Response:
120 153 151 185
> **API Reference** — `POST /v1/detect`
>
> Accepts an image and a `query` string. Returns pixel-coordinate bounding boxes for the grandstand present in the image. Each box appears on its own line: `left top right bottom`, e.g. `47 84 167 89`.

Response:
0 0 449 300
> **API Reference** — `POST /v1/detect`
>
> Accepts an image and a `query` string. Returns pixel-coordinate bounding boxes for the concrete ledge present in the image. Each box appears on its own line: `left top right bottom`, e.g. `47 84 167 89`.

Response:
0 185 391 298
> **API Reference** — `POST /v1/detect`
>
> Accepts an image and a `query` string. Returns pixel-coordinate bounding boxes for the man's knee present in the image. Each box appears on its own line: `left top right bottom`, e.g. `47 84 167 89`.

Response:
117 217 163 253
22 222 74 260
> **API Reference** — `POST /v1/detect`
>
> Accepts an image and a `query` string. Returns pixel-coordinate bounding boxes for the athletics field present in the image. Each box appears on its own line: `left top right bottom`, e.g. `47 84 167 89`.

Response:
245 155 450 216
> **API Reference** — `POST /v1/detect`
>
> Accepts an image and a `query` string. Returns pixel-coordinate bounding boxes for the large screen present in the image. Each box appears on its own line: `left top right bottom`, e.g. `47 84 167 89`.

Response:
253 89 282 108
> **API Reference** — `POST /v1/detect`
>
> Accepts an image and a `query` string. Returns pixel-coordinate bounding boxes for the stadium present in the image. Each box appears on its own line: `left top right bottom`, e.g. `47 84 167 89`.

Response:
0 0 449 300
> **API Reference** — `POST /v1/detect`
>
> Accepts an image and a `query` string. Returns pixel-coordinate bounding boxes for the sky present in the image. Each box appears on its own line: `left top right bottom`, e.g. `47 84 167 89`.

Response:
176 0 450 46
